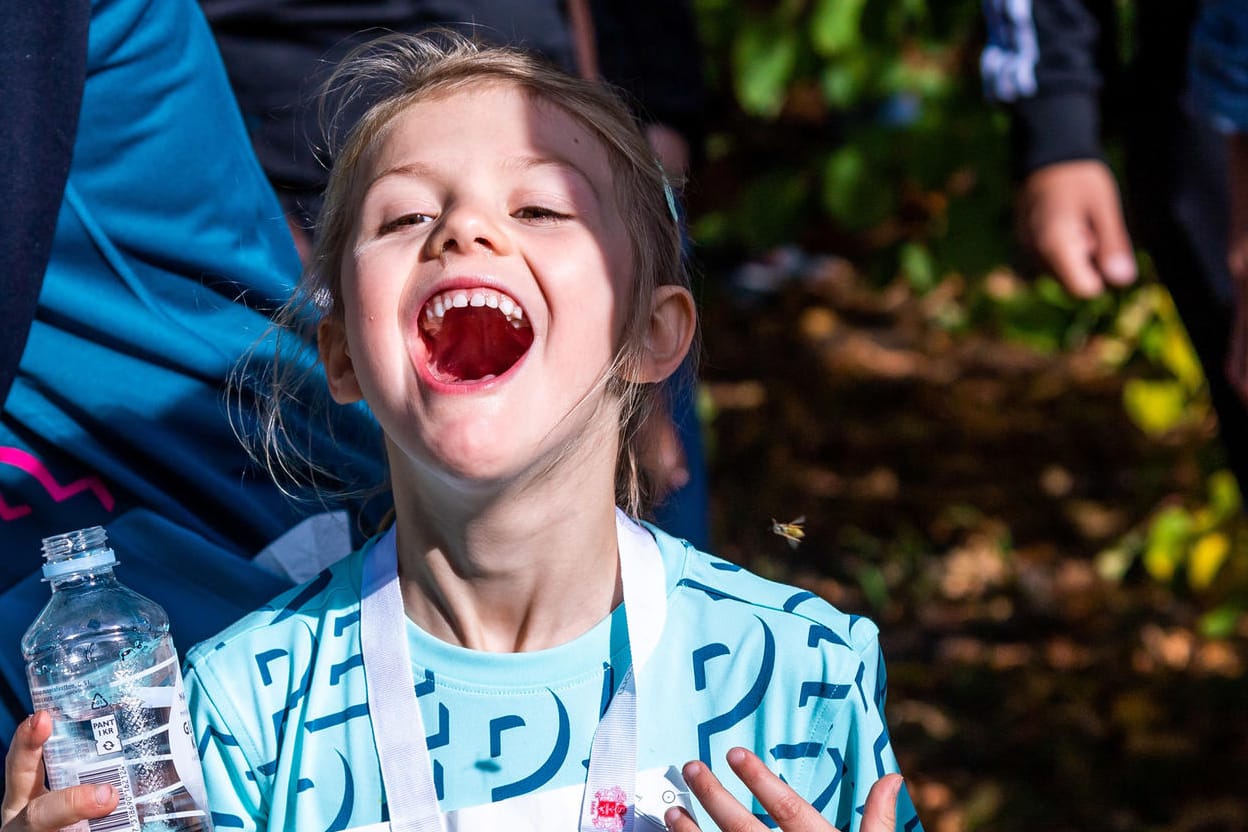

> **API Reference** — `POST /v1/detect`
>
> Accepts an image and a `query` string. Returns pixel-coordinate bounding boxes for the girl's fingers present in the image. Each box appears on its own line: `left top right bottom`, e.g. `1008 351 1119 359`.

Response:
676 749 901 832
3 711 118 832
859 774 903 832
3 712 52 824
680 757 766 831
723 747 831 830
17 784 118 832
680 749 839 831
663 805 702 832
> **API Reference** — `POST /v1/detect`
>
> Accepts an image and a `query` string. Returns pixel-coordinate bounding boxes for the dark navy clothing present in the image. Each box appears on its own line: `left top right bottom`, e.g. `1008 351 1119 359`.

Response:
1189 0 1248 134
0 2 89 408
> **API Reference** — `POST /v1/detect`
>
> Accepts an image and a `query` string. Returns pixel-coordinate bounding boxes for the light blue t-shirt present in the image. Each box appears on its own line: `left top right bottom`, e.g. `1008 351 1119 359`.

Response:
185 524 922 832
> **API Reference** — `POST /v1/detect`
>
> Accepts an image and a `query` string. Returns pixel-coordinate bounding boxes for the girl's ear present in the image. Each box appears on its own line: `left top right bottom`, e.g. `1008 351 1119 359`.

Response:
318 317 364 404
629 285 696 384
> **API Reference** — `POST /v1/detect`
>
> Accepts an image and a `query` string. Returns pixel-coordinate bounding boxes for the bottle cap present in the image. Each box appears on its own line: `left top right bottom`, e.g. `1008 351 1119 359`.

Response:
40 526 117 581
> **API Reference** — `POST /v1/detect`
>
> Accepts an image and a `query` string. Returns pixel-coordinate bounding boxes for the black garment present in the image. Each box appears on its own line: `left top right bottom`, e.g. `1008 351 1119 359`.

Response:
198 0 705 225
591 0 706 151
0 1 90 407
983 0 1247 487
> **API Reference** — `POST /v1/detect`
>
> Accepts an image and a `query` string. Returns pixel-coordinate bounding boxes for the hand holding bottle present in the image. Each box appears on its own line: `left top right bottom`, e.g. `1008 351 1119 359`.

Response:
3 711 119 832
16 527 213 832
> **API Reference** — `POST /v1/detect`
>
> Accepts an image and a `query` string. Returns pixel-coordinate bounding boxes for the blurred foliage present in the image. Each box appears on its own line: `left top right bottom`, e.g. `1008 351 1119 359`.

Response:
689 0 1248 622
688 3 1247 828
692 0 1010 279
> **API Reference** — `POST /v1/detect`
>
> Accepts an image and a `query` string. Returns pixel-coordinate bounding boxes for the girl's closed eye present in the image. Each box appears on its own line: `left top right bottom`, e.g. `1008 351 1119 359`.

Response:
513 205 571 223
379 212 435 234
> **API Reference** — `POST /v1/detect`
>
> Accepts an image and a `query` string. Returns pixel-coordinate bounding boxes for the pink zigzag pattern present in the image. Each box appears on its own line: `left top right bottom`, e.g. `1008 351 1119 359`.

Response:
0 495 32 522
0 446 116 521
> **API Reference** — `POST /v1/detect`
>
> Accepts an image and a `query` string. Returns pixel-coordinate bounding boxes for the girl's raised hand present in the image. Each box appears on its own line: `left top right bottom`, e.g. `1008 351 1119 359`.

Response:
665 747 901 832
2 711 118 832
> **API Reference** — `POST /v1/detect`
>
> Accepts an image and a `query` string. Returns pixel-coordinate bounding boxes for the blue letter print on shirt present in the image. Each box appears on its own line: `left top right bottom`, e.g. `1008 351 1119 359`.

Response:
324 751 355 832
694 617 775 764
783 591 818 613
491 691 570 802
691 644 730 691
490 714 526 758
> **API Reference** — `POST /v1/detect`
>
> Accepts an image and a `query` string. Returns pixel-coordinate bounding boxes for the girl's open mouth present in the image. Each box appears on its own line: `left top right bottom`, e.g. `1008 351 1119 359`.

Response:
419 288 534 384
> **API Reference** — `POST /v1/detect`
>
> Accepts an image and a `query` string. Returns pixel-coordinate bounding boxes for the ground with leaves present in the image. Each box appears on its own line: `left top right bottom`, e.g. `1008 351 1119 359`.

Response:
697 258 1248 832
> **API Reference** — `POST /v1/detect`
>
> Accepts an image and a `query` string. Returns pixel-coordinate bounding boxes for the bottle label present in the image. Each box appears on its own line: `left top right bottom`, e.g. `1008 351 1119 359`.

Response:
77 760 141 832
30 637 213 831
167 664 210 812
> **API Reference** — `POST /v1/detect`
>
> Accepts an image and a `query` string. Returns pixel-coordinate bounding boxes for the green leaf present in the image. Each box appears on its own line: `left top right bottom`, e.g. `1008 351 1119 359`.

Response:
1198 604 1244 639
821 145 895 231
1143 505 1192 583
820 63 861 109
1035 276 1075 308
811 0 868 57
855 562 890 609
1208 470 1243 519
690 210 730 248
738 170 812 249
899 242 936 293
732 20 799 117
822 146 864 220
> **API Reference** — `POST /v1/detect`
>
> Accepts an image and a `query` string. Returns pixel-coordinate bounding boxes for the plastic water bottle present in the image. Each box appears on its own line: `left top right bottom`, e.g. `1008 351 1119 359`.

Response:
21 527 213 832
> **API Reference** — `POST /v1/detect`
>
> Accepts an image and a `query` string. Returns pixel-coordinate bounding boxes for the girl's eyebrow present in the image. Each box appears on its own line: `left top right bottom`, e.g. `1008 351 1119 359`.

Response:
365 161 438 193
503 154 602 199
364 155 602 200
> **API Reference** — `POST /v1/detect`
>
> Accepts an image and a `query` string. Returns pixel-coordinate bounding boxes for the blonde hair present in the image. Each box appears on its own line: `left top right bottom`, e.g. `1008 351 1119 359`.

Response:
249 30 695 517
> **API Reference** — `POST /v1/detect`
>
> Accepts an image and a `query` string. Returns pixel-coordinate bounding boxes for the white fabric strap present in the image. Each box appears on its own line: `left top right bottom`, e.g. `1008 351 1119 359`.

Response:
613 508 666 675
361 531 447 832
579 664 637 831
575 510 665 832
360 510 667 832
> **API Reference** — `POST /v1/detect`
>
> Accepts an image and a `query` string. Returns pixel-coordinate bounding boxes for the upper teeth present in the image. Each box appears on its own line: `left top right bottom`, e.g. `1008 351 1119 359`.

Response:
422 288 527 332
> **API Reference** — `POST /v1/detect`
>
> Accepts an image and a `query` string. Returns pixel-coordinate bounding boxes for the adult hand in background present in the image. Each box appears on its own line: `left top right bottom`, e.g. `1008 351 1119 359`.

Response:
1017 159 1138 298
2 711 118 832
665 747 902 832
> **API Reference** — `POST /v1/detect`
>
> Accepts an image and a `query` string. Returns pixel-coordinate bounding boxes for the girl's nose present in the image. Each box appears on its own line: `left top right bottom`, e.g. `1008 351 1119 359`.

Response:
426 202 510 258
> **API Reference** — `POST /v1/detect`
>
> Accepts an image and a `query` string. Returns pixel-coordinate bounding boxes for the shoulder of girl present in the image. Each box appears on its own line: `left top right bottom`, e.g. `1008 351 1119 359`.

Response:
184 545 369 667
664 535 881 655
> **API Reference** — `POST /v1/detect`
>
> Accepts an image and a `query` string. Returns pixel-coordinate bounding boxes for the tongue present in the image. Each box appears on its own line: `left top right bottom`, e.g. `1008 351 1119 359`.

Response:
429 306 532 382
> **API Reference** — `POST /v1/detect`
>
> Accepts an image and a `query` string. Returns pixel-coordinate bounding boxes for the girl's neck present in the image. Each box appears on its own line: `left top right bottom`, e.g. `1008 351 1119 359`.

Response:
389 461 623 653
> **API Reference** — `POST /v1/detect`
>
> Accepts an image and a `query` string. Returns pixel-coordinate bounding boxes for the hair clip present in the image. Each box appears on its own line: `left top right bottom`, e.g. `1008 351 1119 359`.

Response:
657 160 680 224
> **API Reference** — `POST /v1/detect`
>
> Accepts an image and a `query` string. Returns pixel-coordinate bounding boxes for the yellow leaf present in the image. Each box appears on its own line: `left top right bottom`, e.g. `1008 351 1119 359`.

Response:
1188 532 1230 591
1122 379 1189 436
1160 327 1205 393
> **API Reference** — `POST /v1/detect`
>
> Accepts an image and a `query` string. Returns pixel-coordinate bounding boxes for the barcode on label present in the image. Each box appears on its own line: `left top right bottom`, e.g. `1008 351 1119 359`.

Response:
78 763 140 832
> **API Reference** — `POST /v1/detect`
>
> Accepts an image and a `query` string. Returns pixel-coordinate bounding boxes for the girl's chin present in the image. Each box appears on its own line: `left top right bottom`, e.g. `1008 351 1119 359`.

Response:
404 441 535 490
